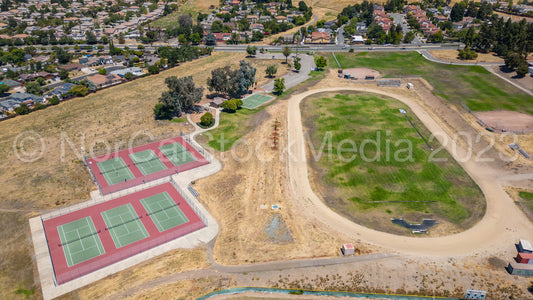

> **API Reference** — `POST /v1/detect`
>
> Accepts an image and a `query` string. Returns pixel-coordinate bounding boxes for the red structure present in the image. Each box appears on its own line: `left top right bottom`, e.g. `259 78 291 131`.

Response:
87 137 209 195
516 252 533 264
43 182 205 285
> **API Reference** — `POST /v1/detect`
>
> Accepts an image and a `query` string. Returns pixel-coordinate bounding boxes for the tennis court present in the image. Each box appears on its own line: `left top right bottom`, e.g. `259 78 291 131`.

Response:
57 217 105 267
141 192 189 232
129 150 168 176
97 157 135 186
242 94 274 109
159 143 196 166
101 204 149 248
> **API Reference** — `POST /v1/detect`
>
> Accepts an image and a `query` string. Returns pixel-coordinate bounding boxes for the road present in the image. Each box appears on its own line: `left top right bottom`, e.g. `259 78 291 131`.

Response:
390 13 423 45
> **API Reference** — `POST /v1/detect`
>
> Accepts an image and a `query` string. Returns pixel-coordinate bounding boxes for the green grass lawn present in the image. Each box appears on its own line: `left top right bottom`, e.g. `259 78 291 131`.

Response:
519 191 533 217
204 108 257 152
330 52 533 114
302 92 485 233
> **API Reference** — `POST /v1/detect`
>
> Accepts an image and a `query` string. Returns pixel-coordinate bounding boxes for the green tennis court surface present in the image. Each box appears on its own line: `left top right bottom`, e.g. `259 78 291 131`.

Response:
97 157 135 185
159 143 196 166
57 217 105 267
141 192 189 232
101 204 149 248
242 94 274 109
130 150 168 175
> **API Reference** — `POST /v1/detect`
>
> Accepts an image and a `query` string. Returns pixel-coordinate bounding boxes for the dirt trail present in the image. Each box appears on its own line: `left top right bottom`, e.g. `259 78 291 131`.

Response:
287 86 533 257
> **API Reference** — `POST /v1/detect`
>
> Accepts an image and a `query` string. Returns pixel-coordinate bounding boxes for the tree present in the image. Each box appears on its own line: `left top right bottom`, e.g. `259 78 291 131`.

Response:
219 98 243 112
98 68 107 75
190 32 202 45
403 31 415 43
200 112 213 126
148 65 160 74
15 103 31 115
59 68 69 80
124 72 134 81
428 31 444 43
283 46 291 63
85 31 97 44
153 103 172 120
450 3 466 22
314 55 327 70
207 61 256 98
69 85 89 97
158 76 203 116
266 64 278 78
298 0 308 12
505 52 525 71
55 47 71 64
25 81 42 95
458 47 478 60
294 57 301 72
246 45 257 57
48 95 60 105
516 62 529 77
273 78 285 95
0 83 9 94
252 31 263 42
205 33 217 46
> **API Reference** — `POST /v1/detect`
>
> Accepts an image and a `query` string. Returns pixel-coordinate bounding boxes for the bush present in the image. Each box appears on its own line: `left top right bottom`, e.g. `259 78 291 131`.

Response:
458 47 478 60
200 112 214 127
148 65 160 74
124 72 134 81
98 68 107 75
48 95 60 105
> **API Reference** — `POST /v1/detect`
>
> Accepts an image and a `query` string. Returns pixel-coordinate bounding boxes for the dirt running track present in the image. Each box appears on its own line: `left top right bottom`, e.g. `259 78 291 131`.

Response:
287 87 533 257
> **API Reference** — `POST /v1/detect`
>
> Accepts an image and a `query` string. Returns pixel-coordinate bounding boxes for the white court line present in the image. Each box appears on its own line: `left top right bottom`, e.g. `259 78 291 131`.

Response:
103 212 122 248
59 224 74 267
126 205 148 238
85 217 104 255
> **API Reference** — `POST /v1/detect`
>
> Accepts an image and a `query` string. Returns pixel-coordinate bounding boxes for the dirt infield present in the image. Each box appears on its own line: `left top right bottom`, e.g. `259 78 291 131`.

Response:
342 68 380 80
476 110 533 132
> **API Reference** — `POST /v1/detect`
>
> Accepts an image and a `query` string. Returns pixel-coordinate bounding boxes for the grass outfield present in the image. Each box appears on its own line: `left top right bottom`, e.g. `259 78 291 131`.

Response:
301 92 485 234
330 52 533 114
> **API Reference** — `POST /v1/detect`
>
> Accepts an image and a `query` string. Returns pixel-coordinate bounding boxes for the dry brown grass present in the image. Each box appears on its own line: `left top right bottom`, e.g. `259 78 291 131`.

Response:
429 50 505 63
68 248 208 299
195 96 369 266
0 51 286 298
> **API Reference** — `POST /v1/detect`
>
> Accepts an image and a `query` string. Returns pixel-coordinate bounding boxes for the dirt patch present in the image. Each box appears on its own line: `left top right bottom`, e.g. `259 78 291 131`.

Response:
475 110 533 133
264 213 295 244
342 68 380 80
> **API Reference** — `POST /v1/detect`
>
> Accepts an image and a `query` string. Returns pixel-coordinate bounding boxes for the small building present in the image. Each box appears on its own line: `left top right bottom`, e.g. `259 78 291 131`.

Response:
45 83 76 100
341 243 355 256
516 252 533 264
351 35 364 44
529 66 533 76
507 261 533 276
60 63 83 72
210 97 225 108
519 239 533 253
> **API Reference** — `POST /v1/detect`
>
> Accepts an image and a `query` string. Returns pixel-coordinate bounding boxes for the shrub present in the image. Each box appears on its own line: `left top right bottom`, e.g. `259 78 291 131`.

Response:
458 47 478 60
200 112 213 126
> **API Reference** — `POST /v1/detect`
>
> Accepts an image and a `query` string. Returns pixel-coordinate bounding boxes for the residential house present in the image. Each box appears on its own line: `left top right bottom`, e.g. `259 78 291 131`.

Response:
45 83 76 99
0 79 22 90
110 67 145 77
309 31 331 44
86 74 123 88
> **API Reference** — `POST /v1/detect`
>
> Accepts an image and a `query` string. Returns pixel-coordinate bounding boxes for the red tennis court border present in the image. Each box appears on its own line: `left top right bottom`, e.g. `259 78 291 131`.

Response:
87 137 209 195
42 182 206 285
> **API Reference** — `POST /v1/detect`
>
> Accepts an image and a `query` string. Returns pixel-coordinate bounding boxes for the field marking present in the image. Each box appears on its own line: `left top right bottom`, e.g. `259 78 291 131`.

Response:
58 224 74 267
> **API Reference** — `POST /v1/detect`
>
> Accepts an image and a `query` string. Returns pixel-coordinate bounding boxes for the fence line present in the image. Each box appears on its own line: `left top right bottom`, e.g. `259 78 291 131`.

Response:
169 176 208 226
